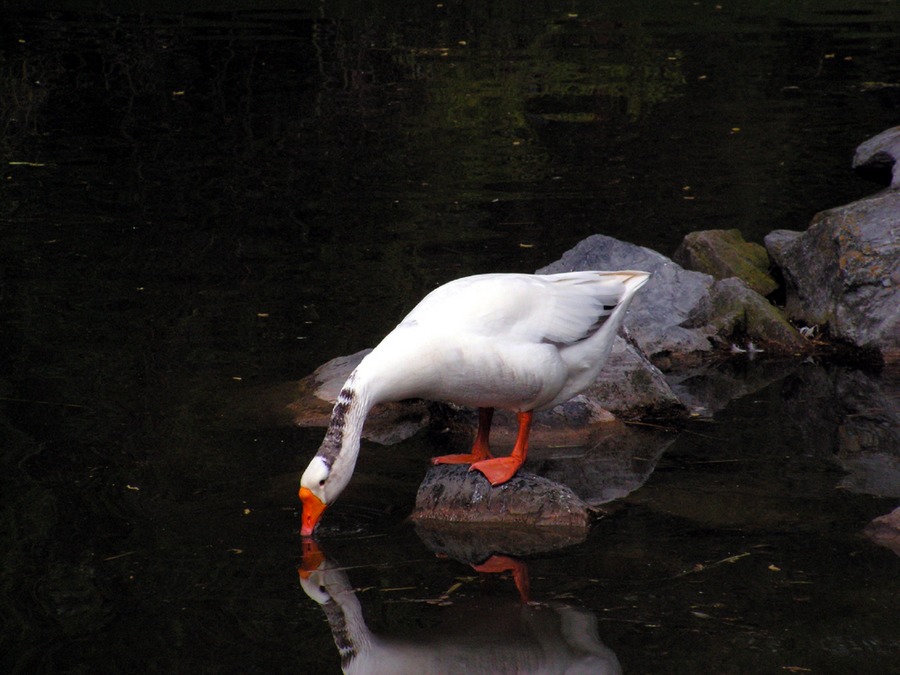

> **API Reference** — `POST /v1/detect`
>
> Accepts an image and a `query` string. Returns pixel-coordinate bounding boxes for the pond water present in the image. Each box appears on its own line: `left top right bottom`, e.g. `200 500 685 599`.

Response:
2 3 899 673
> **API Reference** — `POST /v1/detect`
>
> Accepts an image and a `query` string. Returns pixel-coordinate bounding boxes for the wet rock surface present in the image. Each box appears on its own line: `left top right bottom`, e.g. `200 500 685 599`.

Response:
410 464 592 529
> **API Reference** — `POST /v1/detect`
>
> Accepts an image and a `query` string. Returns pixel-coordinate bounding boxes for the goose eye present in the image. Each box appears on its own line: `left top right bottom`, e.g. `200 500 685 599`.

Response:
319 478 326 486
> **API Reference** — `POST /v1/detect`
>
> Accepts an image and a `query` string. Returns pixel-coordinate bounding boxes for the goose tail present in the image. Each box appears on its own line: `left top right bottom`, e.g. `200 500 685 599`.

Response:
553 270 650 402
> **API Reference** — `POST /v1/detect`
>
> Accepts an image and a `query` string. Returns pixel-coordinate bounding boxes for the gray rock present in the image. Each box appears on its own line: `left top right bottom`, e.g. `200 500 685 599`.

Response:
763 189 900 361
763 229 803 267
673 228 779 296
853 125 900 187
578 337 684 418
540 233 807 361
539 234 717 359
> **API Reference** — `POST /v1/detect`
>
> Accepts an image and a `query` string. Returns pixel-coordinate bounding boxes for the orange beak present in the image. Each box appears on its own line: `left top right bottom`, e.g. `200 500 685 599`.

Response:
299 486 327 537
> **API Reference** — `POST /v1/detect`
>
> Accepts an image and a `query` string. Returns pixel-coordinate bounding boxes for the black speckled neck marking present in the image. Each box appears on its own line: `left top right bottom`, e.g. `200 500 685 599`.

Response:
322 598 357 668
317 385 355 465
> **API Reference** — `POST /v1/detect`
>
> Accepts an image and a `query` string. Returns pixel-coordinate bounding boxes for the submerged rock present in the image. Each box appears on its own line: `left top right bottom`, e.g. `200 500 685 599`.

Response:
673 228 778 297
778 364 900 498
528 424 673 507
411 464 592 529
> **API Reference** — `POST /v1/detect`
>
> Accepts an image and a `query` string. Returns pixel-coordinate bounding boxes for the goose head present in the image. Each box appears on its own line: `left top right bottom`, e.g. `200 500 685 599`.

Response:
300 454 356 536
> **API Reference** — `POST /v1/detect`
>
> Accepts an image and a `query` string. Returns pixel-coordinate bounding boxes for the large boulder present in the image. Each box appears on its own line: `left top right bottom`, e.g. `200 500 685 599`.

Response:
764 189 900 362
673 228 779 297
538 234 717 358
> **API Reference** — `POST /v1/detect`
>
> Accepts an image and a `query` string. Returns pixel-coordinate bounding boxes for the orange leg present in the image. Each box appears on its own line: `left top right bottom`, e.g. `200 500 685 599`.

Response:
470 410 532 486
431 407 494 465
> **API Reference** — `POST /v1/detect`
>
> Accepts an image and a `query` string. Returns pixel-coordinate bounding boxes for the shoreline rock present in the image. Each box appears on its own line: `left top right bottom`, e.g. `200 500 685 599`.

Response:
764 189 899 362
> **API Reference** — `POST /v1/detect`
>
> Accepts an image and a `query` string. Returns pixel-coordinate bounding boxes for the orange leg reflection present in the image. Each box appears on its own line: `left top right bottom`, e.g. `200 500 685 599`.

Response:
472 554 530 604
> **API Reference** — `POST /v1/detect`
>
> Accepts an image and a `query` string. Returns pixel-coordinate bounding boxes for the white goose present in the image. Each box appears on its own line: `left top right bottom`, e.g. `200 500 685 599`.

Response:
300 270 650 536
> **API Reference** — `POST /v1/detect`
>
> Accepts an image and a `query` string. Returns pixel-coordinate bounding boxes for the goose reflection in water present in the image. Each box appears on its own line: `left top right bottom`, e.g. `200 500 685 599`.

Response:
299 542 622 675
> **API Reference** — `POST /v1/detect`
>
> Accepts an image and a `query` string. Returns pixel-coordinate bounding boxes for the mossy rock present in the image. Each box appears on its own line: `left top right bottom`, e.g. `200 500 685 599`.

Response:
674 229 778 297
684 278 808 354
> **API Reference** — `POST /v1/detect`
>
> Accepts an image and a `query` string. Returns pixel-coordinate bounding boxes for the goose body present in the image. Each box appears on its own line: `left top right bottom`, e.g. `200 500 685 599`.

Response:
300 270 650 535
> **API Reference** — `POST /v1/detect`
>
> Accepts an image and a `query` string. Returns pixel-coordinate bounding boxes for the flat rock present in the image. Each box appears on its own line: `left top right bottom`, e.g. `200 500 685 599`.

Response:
410 464 592 529
673 228 779 297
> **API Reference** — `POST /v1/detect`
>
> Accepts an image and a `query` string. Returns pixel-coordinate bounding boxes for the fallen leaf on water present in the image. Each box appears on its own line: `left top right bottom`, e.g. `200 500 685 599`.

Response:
444 582 463 596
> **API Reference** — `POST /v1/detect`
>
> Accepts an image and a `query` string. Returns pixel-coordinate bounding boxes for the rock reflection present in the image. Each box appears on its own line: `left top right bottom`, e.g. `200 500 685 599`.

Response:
778 365 900 498
299 541 621 675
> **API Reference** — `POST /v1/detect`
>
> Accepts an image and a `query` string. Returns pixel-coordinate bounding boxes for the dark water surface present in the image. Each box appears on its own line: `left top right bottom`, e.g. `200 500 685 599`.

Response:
2 3 899 673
